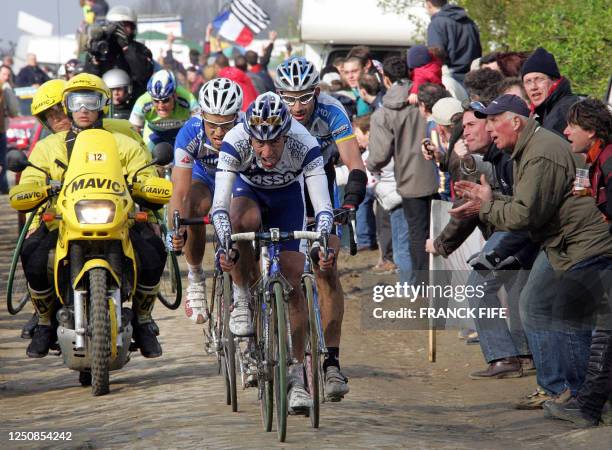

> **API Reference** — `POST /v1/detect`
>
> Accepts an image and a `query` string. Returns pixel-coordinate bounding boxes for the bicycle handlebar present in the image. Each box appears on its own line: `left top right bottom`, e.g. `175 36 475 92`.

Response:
231 230 322 243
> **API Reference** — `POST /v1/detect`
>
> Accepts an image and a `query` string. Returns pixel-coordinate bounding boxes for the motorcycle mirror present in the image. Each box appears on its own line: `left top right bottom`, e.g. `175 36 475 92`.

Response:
152 142 174 166
7 150 30 173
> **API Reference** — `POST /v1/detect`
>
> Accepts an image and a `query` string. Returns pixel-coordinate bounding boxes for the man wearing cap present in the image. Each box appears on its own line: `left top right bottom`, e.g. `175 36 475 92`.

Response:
522 47 579 138
454 94 612 409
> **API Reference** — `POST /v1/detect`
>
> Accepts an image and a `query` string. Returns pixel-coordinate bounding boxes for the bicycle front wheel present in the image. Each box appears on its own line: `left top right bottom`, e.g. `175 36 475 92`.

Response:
258 290 274 432
303 276 320 428
222 272 238 412
273 282 288 442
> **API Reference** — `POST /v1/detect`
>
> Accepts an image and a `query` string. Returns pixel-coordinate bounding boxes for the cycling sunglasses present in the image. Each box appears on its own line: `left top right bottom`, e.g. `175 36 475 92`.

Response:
280 91 315 107
248 115 282 127
202 117 236 131
152 97 172 104
66 92 105 112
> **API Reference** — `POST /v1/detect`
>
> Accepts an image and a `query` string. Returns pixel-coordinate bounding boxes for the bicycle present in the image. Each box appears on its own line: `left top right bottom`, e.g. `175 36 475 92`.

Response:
302 206 357 428
231 227 326 442
155 165 182 310
174 211 239 412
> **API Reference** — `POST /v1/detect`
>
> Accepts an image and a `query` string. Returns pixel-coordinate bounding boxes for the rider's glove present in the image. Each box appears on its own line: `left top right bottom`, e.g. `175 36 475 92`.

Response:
165 229 186 252
342 169 368 209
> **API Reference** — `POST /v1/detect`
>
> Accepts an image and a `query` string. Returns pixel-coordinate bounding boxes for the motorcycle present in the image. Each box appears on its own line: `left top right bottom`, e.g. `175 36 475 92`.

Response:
7 129 173 396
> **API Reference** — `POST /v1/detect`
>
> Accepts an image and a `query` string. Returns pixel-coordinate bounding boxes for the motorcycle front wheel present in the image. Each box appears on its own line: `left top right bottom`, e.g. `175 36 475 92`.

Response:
89 268 110 396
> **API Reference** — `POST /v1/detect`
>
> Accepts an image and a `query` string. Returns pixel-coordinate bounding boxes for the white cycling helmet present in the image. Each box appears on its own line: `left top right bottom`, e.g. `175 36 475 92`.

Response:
199 78 243 115
107 5 137 23
102 68 132 94
275 57 320 92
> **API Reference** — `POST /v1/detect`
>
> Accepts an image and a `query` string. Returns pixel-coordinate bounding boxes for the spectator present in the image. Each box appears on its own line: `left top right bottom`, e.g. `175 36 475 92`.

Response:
0 65 15 88
406 45 442 105
0 74 20 194
367 56 438 284
358 73 384 110
496 77 528 102
425 0 482 82
464 68 504 103
342 56 372 117
521 47 580 138
455 94 612 409
236 54 264 94
547 98 612 427
16 53 49 88
245 30 277 93
347 45 384 82
2 57 15 84
186 67 204 96
188 49 202 72
83 5 154 100
429 47 469 103
162 33 186 77
481 51 530 78
216 54 257 111
320 67 357 118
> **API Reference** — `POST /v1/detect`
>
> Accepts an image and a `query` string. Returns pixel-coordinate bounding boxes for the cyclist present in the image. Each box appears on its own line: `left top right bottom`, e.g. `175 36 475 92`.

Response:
103 68 134 120
15 73 166 359
275 56 367 401
210 92 335 414
129 69 200 149
168 78 243 323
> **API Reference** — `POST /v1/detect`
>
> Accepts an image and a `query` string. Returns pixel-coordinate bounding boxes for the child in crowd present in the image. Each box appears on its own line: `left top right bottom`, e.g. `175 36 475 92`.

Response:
407 45 443 105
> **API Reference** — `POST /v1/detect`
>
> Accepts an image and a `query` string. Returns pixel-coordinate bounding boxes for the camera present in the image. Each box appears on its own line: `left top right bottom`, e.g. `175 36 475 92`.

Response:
87 21 125 61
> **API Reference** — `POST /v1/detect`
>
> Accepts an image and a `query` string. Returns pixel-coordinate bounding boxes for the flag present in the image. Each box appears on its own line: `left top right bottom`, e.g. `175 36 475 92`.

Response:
212 0 271 47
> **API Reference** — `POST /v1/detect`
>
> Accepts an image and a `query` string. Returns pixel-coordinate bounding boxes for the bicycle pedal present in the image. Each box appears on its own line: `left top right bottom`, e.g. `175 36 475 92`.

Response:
288 406 310 416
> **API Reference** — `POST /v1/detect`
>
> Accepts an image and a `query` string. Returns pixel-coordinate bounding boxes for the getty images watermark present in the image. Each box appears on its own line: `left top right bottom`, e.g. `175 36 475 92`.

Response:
371 282 507 320
359 272 512 330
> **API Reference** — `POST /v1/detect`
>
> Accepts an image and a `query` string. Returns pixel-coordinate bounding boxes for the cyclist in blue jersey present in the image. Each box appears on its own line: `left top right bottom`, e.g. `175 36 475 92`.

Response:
210 92 335 414
169 78 243 324
275 56 368 401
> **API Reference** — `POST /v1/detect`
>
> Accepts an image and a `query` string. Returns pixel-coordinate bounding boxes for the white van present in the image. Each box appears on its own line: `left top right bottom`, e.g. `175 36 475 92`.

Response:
300 0 427 69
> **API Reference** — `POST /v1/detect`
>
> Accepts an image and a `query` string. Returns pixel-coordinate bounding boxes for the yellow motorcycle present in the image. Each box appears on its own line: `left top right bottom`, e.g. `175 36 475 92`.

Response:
7 129 173 396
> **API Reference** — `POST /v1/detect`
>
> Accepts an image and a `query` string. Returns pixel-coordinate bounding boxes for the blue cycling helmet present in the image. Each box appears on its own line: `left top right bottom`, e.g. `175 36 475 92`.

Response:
244 92 292 141
147 69 176 99
275 56 320 92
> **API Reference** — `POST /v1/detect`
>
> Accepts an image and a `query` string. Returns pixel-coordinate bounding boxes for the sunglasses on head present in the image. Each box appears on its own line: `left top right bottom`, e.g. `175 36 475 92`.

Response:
152 97 171 104
462 99 486 112
249 115 282 127
280 91 315 107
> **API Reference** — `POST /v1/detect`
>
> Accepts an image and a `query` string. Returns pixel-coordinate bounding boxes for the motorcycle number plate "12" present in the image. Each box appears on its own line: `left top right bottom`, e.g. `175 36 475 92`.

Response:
87 152 107 162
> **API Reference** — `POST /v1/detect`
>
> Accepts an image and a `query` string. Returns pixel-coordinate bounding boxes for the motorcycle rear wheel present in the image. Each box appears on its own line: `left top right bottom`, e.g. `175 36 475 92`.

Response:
89 268 110 396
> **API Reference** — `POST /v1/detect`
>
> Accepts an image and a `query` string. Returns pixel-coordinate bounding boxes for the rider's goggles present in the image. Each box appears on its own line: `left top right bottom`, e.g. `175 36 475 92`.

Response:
66 92 106 112
280 91 315 107
202 117 236 131
248 115 282 127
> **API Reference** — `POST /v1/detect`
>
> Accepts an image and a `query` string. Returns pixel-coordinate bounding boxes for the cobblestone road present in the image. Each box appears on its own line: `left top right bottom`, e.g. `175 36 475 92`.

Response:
0 197 610 449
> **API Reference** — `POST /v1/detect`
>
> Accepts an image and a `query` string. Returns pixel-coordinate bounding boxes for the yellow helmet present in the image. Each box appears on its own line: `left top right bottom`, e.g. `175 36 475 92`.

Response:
62 73 111 114
31 79 66 118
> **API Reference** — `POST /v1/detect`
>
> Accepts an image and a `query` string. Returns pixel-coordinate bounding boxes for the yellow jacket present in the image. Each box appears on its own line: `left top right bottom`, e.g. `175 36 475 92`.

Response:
20 124 156 230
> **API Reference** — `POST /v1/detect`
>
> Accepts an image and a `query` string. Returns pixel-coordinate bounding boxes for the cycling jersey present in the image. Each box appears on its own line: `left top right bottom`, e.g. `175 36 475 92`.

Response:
210 119 334 251
174 116 220 193
129 85 200 145
305 92 354 164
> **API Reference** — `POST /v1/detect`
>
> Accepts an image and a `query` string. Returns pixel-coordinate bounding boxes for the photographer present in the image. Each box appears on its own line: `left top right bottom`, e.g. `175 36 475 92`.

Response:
83 5 153 100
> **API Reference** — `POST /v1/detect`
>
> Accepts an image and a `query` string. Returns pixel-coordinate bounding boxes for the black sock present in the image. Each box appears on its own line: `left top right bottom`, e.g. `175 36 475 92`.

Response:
324 347 340 370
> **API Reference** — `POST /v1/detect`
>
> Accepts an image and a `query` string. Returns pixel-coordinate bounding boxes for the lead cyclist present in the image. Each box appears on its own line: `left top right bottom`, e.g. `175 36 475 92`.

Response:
211 92 335 414
168 78 243 323
275 57 368 401
129 69 200 149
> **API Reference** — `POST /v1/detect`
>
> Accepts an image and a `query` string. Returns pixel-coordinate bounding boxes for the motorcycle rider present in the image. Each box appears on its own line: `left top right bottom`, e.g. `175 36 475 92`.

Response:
16 73 166 359
103 68 134 120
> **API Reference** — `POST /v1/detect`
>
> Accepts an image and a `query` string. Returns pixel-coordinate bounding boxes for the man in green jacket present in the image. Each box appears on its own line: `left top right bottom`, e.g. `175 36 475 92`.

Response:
452 94 612 409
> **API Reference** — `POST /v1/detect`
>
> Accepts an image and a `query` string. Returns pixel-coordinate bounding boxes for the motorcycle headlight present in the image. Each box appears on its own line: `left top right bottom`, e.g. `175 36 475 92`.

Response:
75 200 116 224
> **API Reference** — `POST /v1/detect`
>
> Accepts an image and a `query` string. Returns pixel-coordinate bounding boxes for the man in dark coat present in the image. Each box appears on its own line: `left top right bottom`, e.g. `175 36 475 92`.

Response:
425 0 482 82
